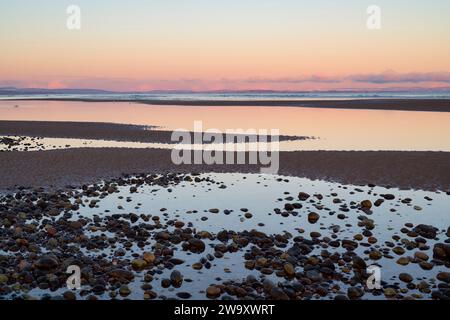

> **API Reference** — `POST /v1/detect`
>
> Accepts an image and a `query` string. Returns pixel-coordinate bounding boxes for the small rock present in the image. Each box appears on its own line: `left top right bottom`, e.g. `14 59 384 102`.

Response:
352 256 367 270
384 288 397 298
244 212 253 219
63 291 76 300
360 200 372 209
170 270 183 287
413 224 438 239
436 272 450 283
392 247 405 255
347 287 364 299
308 212 320 224
369 250 382 260
399 273 413 283
419 261 433 270
109 269 134 281
374 199 384 207
414 252 429 261
298 192 310 201
283 263 295 277
131 259 147 271
0 274 8 284
176 292 191 299
192 262 203 270
34 256 59 270
270 287 289 300
187 238 206 253
206 286 221 299
396 257 410 266
119 285 131 297
354 234 363 241
143 252 156 264
382 194 395 200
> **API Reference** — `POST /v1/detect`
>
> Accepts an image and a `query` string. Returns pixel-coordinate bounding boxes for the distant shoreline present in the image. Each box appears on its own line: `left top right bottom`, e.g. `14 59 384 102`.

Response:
3 98 450 112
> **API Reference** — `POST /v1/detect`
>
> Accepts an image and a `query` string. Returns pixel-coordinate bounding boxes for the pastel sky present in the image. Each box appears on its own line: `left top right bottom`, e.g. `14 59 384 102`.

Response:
1 0 450 91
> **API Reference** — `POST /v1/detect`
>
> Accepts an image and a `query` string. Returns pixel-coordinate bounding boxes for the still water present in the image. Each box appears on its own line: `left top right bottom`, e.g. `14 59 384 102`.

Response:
1 100 450 151
13 172 449 300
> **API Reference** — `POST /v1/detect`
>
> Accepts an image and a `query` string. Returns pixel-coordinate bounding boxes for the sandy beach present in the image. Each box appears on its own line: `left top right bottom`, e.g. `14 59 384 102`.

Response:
1 118 449 191
0 120 307 143
1 147 449 191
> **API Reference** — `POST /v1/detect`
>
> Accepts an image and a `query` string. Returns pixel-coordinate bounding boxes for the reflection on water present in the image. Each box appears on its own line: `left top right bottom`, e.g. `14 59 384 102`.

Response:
19 173 450 300
1 100 450 151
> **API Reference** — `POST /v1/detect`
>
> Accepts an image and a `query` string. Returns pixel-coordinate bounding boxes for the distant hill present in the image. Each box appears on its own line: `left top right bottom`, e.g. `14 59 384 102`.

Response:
1 86 450 96
0 87 114 95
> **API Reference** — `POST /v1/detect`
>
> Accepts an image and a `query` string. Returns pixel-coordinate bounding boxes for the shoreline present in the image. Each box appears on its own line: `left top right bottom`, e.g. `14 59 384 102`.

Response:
2 98 450 112
0 120 307 143
1 148 449 192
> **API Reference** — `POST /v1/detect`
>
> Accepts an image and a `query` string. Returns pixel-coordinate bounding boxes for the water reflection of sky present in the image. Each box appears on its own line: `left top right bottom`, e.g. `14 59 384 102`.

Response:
1 100 450 151
19 173 450 300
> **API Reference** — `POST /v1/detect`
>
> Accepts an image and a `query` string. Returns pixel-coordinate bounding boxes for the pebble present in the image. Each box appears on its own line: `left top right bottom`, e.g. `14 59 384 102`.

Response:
187 238 206 253
360 200 372 209
399 273 413 283
347 287 364 299
119 285 131 297
0 274 8 284
63 291 76 300
176 292 191 299
352 256 367 270
374 199 384 207
419 261 433 270
143 252 156 264
170 270 183 287
414 252 429 261
396 257 410 266
283 263 295 277
436 272 449 283
206 286 221 299
131 259 147 271
369 250 382 260
34 256 59 270
384 288 397 298
382 194 395 200
308 212 320 224
392 247 405 255
413 224 438 239
354 234 363 241
192 263 203 270
270 287 289 300
298 192 310 201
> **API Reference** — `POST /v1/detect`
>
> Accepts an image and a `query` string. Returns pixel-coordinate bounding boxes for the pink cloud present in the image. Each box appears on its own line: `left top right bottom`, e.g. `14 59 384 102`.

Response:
47 81 67 89
2 71 450 92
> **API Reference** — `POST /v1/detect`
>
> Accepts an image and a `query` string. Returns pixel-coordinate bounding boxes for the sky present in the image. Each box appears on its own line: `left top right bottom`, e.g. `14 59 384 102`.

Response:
1 0 450 91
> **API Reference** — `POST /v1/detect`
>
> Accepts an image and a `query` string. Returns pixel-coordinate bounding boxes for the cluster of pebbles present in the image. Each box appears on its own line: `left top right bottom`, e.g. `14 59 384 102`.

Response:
0 136 50 152
0 172 449 300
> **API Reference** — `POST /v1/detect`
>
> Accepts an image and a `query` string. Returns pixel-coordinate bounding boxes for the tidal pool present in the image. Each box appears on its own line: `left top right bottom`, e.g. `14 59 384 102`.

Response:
7 172 448 300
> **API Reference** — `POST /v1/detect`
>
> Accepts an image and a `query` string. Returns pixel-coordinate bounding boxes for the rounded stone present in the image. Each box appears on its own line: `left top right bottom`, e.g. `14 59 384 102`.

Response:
206 286 221 299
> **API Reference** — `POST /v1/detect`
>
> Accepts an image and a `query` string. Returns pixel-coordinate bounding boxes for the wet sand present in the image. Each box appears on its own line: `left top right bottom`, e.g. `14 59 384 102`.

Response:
1 148 449 191
9 98 450 112
0 121 307 143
